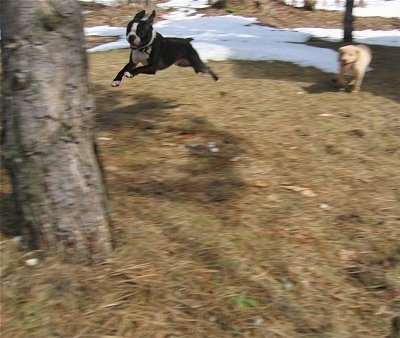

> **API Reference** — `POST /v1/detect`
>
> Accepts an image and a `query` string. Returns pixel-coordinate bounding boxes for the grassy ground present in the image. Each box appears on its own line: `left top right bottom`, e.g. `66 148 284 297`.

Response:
1 2 400 337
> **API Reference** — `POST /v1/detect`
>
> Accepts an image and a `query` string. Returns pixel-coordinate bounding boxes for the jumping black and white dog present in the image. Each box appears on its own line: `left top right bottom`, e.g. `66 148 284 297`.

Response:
111 10 219 87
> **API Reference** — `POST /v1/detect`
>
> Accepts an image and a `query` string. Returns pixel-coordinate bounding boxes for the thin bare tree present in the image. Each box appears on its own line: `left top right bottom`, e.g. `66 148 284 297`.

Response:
343 0 354 42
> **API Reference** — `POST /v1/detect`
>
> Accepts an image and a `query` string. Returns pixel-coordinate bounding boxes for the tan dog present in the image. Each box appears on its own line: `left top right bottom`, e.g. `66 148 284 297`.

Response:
338 44 372 93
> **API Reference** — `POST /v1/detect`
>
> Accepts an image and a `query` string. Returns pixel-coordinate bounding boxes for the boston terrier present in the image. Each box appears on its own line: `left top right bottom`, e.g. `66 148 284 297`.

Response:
111 10 219 87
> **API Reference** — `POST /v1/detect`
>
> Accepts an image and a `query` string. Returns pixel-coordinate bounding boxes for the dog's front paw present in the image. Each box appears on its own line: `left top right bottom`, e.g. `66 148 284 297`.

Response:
124 71 133 78
111 80 121 87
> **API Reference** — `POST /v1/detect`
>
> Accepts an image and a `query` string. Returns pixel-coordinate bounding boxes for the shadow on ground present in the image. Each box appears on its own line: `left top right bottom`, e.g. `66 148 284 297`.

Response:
94 85 247 226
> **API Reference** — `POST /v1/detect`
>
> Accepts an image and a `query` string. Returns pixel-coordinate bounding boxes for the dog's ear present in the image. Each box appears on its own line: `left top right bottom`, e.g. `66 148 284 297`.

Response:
134 10 146 20
146 10 156 26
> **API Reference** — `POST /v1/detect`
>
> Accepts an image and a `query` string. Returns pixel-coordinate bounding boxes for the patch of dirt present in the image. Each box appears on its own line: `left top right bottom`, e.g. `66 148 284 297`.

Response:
81 0 400 30
82 2 171 27
199 0 400 30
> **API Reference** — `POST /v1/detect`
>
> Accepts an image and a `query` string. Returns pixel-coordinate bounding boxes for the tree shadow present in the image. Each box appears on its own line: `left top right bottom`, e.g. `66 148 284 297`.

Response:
94 89 185 130
231 40 400 103
0 85 248 240
303 79 340 94
94 85 247 227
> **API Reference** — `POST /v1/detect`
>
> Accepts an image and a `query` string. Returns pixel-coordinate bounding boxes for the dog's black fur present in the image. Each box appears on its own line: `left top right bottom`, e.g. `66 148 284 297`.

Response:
111 10 218 87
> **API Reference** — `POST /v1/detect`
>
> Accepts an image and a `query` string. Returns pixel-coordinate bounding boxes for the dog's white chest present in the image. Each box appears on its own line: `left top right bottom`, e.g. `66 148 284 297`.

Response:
131 49 150 65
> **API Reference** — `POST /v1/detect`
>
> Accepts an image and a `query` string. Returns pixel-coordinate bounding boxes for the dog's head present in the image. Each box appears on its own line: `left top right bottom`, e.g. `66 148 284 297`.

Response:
126 10 156 50
338 45 359 65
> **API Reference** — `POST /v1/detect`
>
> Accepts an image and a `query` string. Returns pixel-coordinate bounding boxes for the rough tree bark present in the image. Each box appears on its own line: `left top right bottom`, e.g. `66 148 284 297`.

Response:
343 0 354 42
0 0 113 263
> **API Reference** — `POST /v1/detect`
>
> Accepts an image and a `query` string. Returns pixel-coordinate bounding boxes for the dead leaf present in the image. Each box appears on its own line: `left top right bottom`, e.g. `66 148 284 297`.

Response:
282 185 316 197
251 180 269 188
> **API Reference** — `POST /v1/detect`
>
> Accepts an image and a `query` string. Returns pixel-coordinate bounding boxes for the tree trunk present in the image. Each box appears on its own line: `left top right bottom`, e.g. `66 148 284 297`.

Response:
343 0 354 42
0 0 113 263
304 0 317 11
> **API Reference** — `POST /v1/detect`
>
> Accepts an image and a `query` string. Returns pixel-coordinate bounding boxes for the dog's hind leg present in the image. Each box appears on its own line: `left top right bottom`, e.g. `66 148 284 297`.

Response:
200 64 219 82
186 48 219 81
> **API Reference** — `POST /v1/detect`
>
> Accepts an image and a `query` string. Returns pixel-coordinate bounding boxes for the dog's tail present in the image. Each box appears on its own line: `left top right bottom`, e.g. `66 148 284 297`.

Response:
185 38 194 42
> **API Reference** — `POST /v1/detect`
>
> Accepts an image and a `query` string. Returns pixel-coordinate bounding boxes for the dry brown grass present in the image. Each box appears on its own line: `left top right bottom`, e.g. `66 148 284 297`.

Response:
1 2 400 337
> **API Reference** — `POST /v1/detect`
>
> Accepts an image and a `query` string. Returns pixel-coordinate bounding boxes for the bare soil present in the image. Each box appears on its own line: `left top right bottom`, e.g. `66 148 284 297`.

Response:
1 1 400 337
